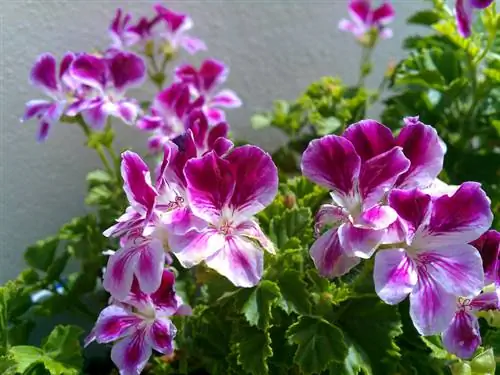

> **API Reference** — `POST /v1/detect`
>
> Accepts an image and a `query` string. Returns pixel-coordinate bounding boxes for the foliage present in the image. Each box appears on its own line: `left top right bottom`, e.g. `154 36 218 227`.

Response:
3 1 500 374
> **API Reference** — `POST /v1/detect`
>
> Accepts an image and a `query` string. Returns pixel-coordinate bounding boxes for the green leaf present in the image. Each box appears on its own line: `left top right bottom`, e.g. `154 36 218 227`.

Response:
328 341 372 375
9 325 84 375
86 169 112 187
41 325 84 372
235 325 273 375
242 281 281 330
316 117 342 136
421 336 450 360
269 208 313 249
277 270 311 315
45 251 70 283
0 355 17 375
286 316 348 374
251 114 271 130
85 185 113 206
469 348 496 374
87 126 114 149
337 297 402 373
24 237 59 272
8 320 35 346
407 10 442 26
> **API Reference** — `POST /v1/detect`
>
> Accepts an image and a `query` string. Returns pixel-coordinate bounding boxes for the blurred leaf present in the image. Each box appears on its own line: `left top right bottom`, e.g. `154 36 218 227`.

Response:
408 9 442 26
269 208 313 249
24 237 59 272
277 270 311 315
242 281 281 330
235 325 273 375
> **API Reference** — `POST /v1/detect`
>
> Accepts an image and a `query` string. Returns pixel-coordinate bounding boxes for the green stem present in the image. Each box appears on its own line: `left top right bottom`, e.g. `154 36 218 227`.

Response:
356 46 374 88
75 117 116 177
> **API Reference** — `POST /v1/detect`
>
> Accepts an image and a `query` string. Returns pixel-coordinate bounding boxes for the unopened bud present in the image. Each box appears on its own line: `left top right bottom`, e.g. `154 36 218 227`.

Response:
283 193 296 208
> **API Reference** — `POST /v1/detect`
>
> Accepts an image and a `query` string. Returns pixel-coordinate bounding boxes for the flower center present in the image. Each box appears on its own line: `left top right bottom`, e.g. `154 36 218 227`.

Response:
457 297 473 311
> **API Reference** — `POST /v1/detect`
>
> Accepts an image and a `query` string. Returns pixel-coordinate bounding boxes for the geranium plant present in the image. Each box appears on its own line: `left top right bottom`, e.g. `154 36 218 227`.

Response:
2 1 500 374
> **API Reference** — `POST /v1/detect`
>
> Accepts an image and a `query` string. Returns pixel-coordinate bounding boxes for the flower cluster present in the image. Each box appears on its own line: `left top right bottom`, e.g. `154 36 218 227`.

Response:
22 50 146 140
302 118 499 358
137 58 241 153
109 4 206 55
339 0 395 42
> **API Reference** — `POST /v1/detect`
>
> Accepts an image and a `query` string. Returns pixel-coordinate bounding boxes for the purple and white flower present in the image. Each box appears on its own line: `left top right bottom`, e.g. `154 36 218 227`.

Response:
22 53 78 141
154 4 206 55
175 59 242 124
167 145 278 287
339 0 395 41
69 51 146 129
471 230 500 286
455 0 495 38
374 184 493 335
442 291 499 359
136 82 202 152
87 269 190 375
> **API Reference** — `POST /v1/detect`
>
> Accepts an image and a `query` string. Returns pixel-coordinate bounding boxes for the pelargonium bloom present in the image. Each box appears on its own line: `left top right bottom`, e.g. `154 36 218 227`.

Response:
154 4 206 55
442 291 499 358
455 0 495 38
69 51 146 128
87 269 190 375
22 53 77 141
137 83 202 152
374 184 493 335
471 230 500 285
109 9 155 50
339 0 395 41
167 145 278 287
175 59 242 124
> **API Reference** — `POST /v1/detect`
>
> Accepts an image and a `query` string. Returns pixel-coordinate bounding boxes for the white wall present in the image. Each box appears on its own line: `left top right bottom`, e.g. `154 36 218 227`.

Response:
0 0 424 283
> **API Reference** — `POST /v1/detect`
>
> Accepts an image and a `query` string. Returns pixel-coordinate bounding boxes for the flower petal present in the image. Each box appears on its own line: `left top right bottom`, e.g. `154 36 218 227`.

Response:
395 118 446 189
180 36 207 54
212 137 234 156
415 182 493 248
169 228 225 268
314 204 348 234
237 220 276 254
357 205 398 230
135 239 165 294
111 330 151 375
82 100 108 129
372 2 395 25
339 222 385 259
409 269 456 335
359 146 410 208
455 0 473 38
148 318 176 354
205 236 263 287
206 107 226 124
198 59 228 93
309 227 360 278
37 121 51 142
150 269 179 313
70 54 107 90
103 208 146 238
348 0 371 24
162 206 206 235
121 151 157 213
207 122 229 150
471 230 500 285
211 89 242 108
103 246 139 301
470 0 494 9
22 99 52 121
389 188 432 243
185 151 235 223
342 120 395 161
225 145 279 220
301 135 361 196
116 101 140 124
136 115 162 131
470 291 500 311
417 245 484 298
30 53 58 94
109 51 146 92
442 311 481 359
374 249 417 305
92 305 140 344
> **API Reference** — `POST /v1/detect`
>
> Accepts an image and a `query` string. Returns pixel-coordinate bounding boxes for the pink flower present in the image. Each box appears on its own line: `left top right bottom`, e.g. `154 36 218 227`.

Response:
471 230 500 286
87 269 190 375
109 9 155 50
455 0 495 38
69 52 146 129
175 59 242 124
154 4 206 55
442 292 499 358
167 145 278 287
374 184 493 335
22 53 78 141
339 0 395 40
136 83 202 152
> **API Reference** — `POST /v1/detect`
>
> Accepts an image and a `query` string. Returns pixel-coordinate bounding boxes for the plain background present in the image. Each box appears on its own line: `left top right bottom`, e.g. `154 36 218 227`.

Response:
0 0 427 283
